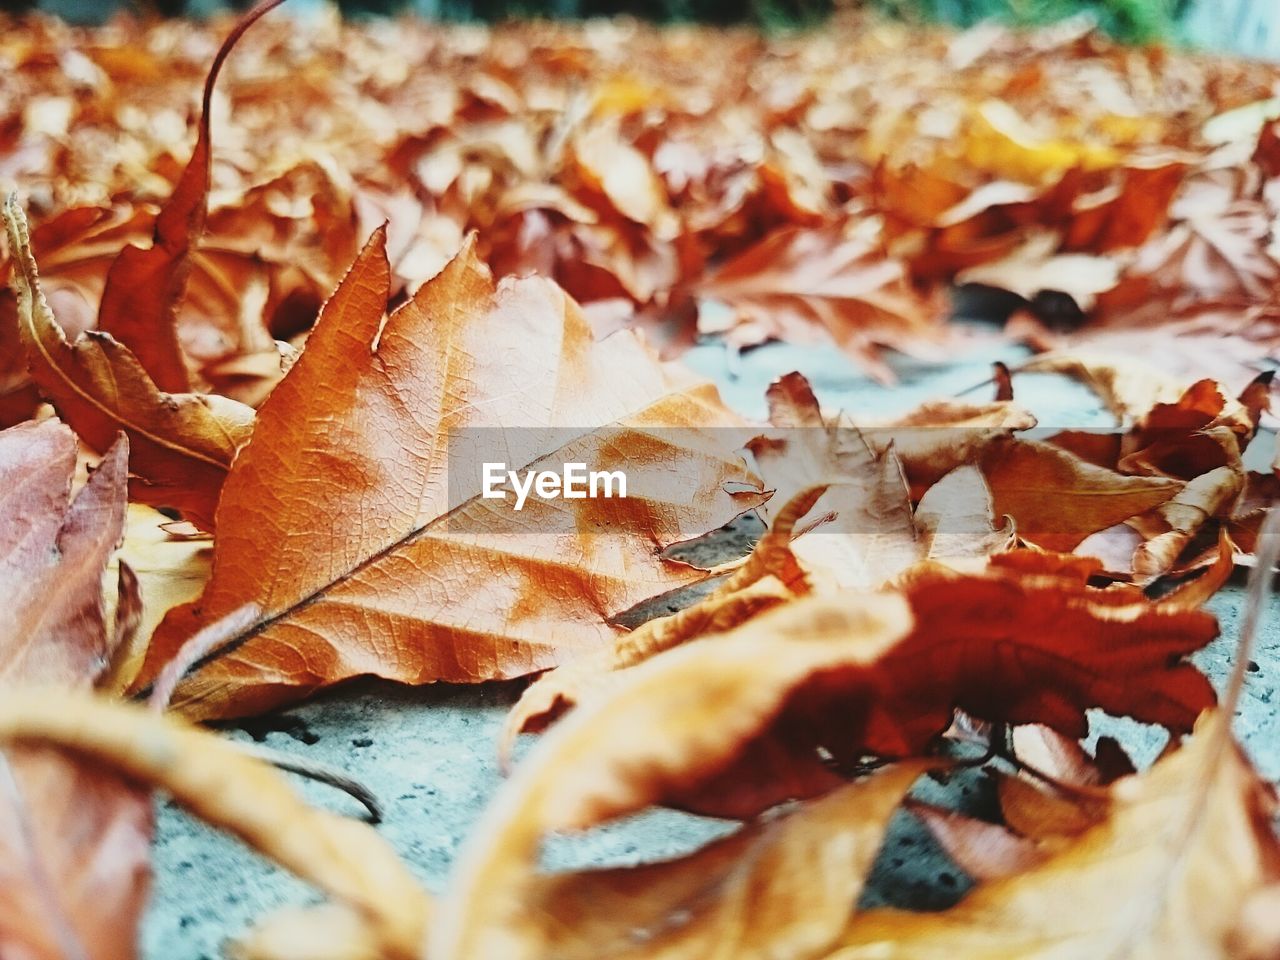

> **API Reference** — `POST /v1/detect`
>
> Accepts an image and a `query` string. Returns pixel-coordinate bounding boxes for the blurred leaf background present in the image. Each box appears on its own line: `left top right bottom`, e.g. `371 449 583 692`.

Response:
13 0 1186 41
13 0 1280 62
878 0 1185 43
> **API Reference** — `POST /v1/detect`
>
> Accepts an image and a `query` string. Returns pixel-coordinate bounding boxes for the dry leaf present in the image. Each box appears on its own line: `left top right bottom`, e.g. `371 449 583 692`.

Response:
980 436 1182 551
9 9 1280 958
434 590 916 958
0 690 431 960
4 197 254 530
958 232 1122 311
92 1 290 391
100 505 212 694
833 714 1280 960
1018 351 1191 422
0 419 151 960
749 372 922 590
138 228 761 718
915 464 1016 565
696 222 947 382
482 764 928 960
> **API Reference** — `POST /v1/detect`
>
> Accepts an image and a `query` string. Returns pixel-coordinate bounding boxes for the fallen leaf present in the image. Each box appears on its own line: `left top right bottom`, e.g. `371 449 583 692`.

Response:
980 435 1182 551
0 690 431 960
94 1 290 391
907 800 1055 882
4 197 255 530
833 714 1280 960
477 764 927 960
915 464 1016 566
498 488 823 760
433 589 916 958
1128 464 1243 582
0 419 151 960
100 505 212 695
695 222 947 382
513 542 1216 820
749 372 922 591
139 228 761 719
1018 351 1190 422
858 394 1037 498
958 231 1122 311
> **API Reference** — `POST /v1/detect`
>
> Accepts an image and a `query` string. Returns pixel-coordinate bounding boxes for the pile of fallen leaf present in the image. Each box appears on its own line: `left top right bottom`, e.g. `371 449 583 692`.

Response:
5 0 1280 956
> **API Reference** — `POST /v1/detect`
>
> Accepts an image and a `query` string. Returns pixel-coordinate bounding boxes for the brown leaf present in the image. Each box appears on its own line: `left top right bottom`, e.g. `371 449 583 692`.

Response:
836 557 1218 758
750 372 922 591
859 395 1037 499
833 714 1280 960
99 505 212 695
0 691 430 960
695 222 947 382
0 419 151 960
4 197 255 530
980 435 1182 551
94 0 291 393
907 800 1053 882
431 589 917 958
567 123 679 240
520 544 1215 821
496 489 825 761
1137 465 1241 570
909 726 1123 883
958 231 1122 312
1019 351 1191 422
138 228 761 719
469 764 927 960
915 464 1016 566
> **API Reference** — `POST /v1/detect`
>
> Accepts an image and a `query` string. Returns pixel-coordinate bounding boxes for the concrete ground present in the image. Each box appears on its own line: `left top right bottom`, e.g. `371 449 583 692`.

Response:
142 333 1280 959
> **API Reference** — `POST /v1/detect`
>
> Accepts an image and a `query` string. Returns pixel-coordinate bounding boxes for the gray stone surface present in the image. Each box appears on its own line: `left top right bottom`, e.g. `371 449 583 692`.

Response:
142 334 1280 959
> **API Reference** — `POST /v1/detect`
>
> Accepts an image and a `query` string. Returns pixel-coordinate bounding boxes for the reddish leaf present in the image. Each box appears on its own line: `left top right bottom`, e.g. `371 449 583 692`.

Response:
0 420 152 960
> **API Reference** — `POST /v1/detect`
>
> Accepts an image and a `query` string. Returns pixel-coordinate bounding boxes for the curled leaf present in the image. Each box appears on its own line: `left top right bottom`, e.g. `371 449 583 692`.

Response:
4 197 254 530
0 691 431 960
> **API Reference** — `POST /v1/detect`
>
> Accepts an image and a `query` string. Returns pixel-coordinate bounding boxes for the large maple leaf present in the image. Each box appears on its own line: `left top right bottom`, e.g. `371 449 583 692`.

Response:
139 228 761 719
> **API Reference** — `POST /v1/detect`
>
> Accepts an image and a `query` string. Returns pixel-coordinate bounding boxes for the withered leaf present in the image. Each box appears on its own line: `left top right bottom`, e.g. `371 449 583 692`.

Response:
0 419 151 960
4 198 254 530
0 690 431 960
452 764 927 960
980 435 1183 552
695 222 947 382
750 372 922 591
500 374 1020 758
834 714 1280 960
100 505 212 696
1019 350 1193 422
140 228 760 719
432 589 916 957
94 0 289 391
514 545 1215 821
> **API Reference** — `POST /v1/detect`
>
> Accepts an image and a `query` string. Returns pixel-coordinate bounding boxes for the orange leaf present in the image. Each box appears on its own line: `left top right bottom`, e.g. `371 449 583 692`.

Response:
835 715 1280 959
432 589 916 958
980 435 1182 552
96 0 289 392
4 198 254 530
139 229 761 718
696 223 947 382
